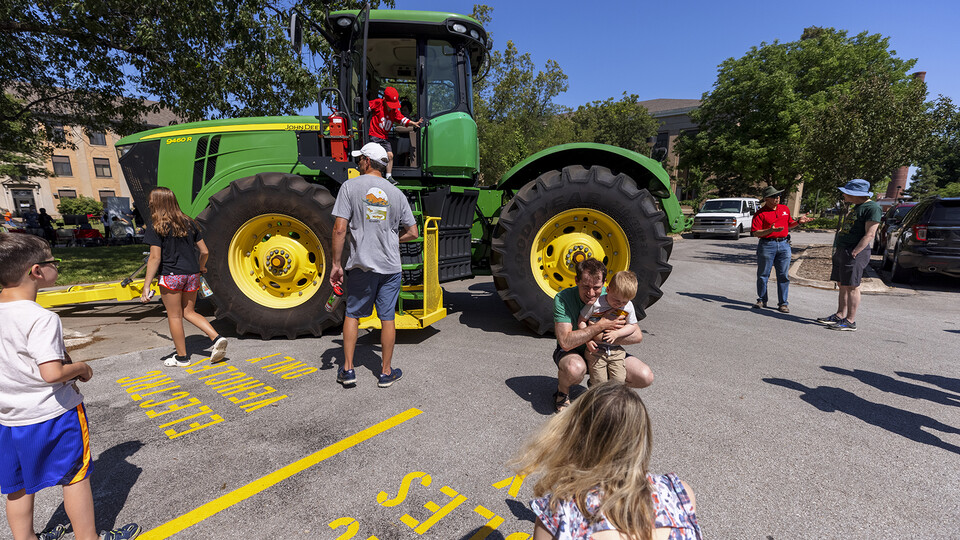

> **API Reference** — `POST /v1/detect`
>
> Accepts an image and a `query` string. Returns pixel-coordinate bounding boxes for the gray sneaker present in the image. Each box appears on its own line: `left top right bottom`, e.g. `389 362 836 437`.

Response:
815 313 842 325
827 318 857 331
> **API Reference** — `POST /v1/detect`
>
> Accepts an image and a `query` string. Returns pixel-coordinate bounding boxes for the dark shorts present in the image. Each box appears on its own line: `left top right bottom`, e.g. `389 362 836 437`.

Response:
345 268 402 321
553 344 585 366
0 404 93 495
830 247 871 287
370 136 393 155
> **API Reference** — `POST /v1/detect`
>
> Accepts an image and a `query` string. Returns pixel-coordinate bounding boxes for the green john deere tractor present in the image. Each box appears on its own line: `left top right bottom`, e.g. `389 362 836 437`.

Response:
115 6 685 339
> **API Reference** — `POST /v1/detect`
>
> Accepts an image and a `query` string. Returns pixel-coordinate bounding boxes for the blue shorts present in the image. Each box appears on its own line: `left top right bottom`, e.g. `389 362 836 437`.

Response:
345 269 402 321
0 404 93 494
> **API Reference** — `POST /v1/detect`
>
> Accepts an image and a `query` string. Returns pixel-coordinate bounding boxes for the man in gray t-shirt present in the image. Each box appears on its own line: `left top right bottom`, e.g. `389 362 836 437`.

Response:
331 143 418 389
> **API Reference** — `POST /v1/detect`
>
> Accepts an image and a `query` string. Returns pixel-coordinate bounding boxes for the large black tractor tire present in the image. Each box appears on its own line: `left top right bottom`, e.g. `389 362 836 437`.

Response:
196 173 342 339
491 165 673 335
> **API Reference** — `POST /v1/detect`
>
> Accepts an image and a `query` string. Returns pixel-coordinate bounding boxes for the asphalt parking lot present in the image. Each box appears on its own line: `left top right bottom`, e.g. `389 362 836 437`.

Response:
20 231 960 540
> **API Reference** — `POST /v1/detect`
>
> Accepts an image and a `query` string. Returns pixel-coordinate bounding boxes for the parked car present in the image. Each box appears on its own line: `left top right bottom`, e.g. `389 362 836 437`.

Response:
691 198 760 240
873 202 917 254
885 197 960 283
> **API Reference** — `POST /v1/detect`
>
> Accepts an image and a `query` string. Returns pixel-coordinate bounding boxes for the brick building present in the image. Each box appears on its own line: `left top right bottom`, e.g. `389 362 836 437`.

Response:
1 105 179 218
641 98 701 200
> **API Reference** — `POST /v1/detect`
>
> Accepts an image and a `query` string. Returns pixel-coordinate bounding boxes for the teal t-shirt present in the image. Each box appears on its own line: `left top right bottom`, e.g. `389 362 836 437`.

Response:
836 200 883 249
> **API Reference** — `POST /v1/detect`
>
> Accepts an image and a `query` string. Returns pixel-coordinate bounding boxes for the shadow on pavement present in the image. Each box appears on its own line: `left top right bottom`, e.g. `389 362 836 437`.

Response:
456 500 536 540
821 366 960 408
687 250 756 266
505 375 561 416
764 377 960 455
42 441 144 534
445 281 544 338
896 372 960 395
504 498 537 522
52 302 166 322
674 292 821 326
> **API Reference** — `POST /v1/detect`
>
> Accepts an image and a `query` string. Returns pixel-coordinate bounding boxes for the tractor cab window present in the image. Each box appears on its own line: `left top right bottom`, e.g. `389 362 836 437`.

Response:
364 37 418 114
424 40 461 118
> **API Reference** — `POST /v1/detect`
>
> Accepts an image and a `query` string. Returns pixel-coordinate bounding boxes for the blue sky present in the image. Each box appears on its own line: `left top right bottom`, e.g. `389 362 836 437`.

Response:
393 0 959 107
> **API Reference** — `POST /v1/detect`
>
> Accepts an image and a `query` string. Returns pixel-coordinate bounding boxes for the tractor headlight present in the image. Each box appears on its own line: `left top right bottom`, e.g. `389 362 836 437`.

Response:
469 29 480 39
336 17 352 27
452 23 466 33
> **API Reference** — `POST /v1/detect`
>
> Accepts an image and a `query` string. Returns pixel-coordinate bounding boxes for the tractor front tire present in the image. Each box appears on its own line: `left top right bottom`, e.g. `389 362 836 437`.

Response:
197 173 342 339
491 165 673 335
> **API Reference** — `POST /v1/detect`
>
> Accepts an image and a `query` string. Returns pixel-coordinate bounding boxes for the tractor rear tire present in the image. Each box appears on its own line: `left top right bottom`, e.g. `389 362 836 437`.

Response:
491 165 673 335
197 173 342 339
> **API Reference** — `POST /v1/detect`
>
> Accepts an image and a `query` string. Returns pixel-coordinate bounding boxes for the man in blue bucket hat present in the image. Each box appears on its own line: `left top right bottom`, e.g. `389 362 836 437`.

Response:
816 179 882 331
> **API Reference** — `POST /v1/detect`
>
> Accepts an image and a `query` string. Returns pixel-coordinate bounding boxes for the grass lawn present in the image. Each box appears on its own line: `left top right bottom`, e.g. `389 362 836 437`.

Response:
52 244 150 286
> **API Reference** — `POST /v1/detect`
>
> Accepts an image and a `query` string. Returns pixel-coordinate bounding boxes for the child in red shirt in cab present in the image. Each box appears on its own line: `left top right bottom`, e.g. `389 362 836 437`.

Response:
368 87 422 182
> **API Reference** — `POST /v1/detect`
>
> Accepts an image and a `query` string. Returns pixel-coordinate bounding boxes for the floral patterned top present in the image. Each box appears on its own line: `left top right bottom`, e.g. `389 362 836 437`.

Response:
530 473 702 540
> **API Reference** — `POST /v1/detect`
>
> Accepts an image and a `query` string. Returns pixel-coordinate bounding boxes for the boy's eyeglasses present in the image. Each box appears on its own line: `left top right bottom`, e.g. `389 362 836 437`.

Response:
33 258 62 271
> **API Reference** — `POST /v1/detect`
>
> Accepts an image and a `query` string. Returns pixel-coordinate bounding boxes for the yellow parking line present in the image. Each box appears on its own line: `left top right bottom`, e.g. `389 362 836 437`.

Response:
139 408 423 539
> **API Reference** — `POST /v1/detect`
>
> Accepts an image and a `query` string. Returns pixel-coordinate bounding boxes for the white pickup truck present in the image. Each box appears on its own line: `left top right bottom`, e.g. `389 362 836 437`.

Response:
691 198 760 240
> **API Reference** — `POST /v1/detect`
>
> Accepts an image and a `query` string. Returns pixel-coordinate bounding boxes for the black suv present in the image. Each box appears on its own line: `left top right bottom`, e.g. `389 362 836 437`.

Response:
888 197 960 283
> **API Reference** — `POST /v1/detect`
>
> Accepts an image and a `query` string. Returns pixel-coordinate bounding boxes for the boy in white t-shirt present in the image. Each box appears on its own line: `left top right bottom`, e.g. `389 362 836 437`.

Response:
577 271 640 384
0 234 140 540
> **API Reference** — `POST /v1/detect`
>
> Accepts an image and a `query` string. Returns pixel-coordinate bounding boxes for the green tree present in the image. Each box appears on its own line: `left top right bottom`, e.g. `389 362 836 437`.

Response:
1 0 391 175
800 75 932 196
675 26 918 198
569 93 659 156
472 36 570 185
57 195 103 217
909 96 960 198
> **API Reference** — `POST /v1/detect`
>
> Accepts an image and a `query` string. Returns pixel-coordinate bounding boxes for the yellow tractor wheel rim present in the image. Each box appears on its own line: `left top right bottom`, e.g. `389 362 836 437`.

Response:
228 214 324 309
531 209 631 296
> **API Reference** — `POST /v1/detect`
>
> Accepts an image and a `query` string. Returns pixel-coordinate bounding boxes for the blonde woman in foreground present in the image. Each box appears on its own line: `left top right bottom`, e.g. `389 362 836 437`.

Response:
514 382 702 540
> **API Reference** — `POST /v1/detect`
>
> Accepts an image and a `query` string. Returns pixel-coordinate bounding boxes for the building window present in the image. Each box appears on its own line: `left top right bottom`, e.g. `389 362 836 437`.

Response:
49 124 66 143
98 190 116 201
58 189 77 199
52 155 73 176
654 132 670 152
89 131 107 145
93 158 112 178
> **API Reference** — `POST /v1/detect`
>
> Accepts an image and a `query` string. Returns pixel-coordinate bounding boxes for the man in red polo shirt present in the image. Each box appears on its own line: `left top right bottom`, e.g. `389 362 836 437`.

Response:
751 186 812 313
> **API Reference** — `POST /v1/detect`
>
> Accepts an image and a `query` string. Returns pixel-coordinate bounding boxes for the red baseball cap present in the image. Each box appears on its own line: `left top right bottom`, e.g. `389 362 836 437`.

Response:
383 87 401 109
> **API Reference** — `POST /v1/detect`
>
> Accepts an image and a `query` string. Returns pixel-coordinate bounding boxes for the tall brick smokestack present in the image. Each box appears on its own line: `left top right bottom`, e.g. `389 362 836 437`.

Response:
886 71 927 199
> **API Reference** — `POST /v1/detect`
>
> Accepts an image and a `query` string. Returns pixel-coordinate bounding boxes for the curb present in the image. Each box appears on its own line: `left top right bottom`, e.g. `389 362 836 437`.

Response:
789 247 892 293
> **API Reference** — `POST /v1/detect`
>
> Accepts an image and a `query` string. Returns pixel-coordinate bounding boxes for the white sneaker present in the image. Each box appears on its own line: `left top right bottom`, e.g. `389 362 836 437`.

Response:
210 336 228 364
162 352 190 367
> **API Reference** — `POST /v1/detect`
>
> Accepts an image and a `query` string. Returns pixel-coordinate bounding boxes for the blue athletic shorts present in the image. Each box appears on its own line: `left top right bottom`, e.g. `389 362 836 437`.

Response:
0 404 93 495
345 269 402 321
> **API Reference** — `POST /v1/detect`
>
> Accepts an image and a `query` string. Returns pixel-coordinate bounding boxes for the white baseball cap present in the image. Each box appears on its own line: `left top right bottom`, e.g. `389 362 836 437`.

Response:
351 142 389 165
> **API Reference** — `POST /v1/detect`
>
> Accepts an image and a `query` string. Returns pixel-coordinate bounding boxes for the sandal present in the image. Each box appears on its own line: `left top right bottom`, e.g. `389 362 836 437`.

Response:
553 391 570 413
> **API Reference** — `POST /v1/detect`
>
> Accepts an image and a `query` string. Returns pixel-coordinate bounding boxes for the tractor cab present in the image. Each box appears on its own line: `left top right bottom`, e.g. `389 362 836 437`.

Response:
319 8 487 184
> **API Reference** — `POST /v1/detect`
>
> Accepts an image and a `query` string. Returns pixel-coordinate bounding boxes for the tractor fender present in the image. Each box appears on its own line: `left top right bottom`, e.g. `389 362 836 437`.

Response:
496 143 685 233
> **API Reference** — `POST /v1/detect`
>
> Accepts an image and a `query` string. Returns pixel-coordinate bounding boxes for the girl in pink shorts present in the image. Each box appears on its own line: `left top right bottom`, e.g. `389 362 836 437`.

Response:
140 187 227 367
